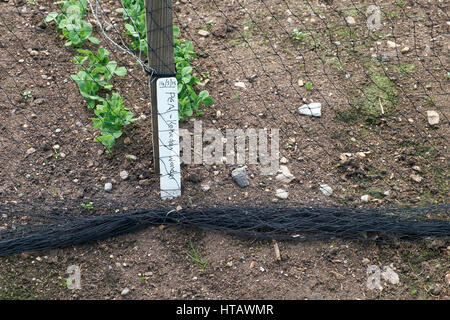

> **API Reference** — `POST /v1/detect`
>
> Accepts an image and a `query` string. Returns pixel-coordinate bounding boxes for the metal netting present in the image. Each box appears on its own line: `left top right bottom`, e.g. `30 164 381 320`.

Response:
0 0 448 256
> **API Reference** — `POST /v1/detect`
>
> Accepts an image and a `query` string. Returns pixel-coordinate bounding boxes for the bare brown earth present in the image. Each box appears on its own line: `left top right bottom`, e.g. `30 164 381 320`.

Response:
0 0 448 300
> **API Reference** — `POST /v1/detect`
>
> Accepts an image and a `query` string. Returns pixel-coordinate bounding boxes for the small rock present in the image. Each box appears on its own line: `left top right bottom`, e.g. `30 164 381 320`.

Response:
346 16 356 25
319 184 333 196
120 170 129 180
387 40 398 48
297 79 304 87
445 273 450 285
401 46 410 54
362 258 370 264
121 288 130 296
361 194 371 202
52 144 60 150
426 110 439 125
138 179 150 186
26 147 36 155
201 183 211 192
55 128 62 133
126 154 137 161
75 121 82 127
198 29 210 37
123 137 131 145
428 284 442 296
231 167 249 188
104 183 113 192
298 102 322 117
234 82 246 89
280 157 288 164
276 165 295 183
226 261 233 267
410 173 422 183
355 152 366 159
412 165 421 172
339 153 352 163
275 189 289 199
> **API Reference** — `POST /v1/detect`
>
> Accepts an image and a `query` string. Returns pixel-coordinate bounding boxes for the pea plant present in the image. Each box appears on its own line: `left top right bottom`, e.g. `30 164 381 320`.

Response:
45 0 136 154
71 48 127 108
116 0 147 54
92 93 138 152
118 0 213 121
45 0 99 47
174 26 213 121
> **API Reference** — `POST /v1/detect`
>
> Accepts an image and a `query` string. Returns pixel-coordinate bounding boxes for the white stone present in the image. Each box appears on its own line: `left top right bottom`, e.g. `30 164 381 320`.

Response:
319 184 333 196
410 174 422 183
346 16 356 25
234 82 246 89
104 183 113 192
276 165 295 183
275 189 289 199
126 154 137 161
121 288 130 296
298 102 322 117
401 46 410 54
361 194 370 202
120 170 129 180
198 29 210 37
427 110 439 125
387 40 398 48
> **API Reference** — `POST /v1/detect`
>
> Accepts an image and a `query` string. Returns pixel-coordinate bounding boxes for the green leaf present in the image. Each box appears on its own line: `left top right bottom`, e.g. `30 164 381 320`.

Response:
202 96 213 106
198 90 209 99
45 12 59 22
184 108 193 117
181 66 193 76
173 26 180 37
88 36 99 44
114 67 127 77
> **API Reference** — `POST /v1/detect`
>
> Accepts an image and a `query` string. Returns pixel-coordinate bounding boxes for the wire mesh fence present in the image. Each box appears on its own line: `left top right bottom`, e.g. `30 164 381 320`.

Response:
0 0 448 255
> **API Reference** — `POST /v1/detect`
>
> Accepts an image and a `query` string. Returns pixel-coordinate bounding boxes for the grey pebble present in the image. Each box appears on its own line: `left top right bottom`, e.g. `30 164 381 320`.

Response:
231 167 249 188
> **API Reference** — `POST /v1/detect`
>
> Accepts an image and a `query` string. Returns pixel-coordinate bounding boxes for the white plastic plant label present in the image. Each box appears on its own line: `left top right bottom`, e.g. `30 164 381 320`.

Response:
156 77 181 199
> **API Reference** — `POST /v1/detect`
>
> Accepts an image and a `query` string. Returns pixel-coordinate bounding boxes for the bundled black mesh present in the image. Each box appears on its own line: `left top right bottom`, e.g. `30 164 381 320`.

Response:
0 0 448 256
